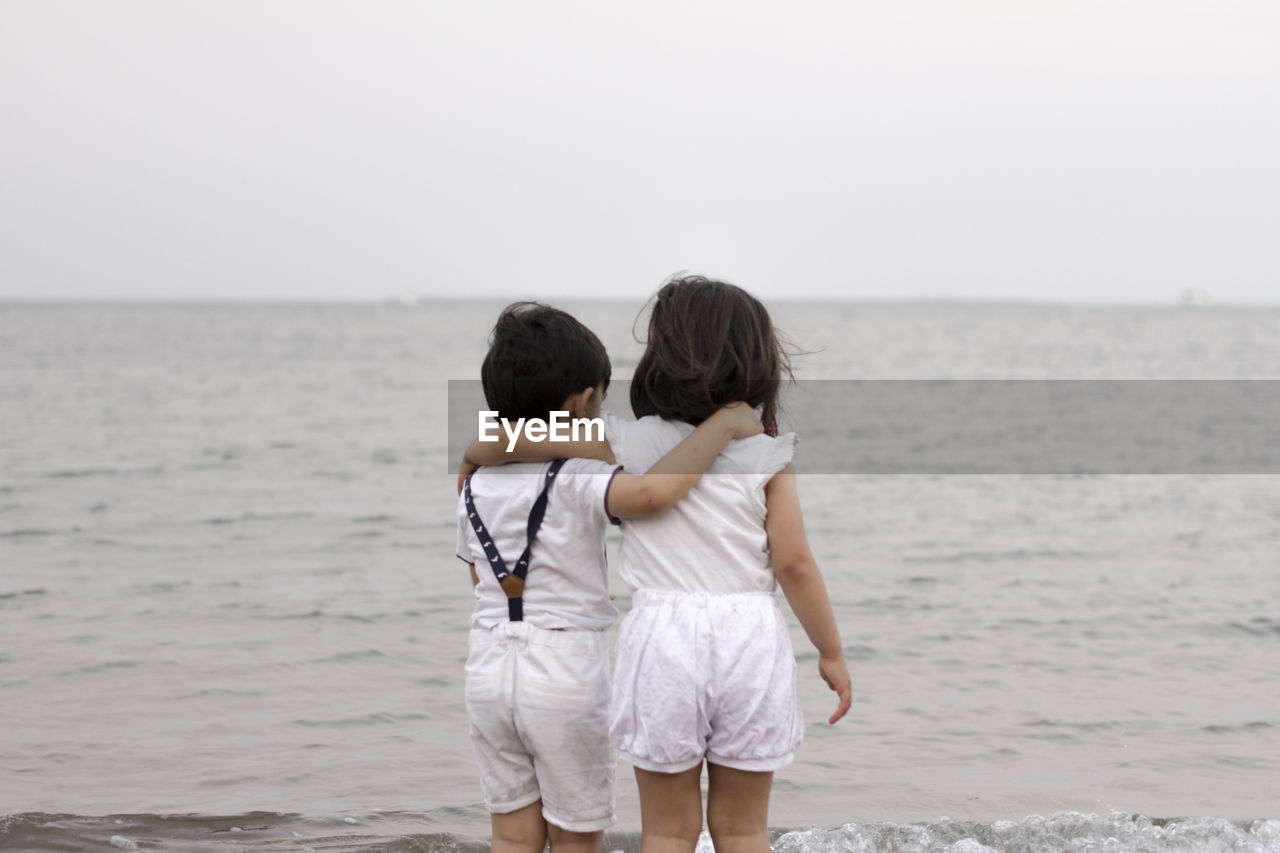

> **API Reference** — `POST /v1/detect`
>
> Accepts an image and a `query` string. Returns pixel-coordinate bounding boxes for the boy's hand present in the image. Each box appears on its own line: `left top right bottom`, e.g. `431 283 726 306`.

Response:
819 655 852 724
715 401 764 439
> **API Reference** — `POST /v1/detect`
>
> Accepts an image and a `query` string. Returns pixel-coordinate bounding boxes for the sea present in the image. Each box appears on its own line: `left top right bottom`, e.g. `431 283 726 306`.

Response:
2 300 1278 852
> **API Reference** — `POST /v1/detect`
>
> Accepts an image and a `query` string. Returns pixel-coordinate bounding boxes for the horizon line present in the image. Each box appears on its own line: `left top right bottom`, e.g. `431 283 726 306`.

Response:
3 294 1277 309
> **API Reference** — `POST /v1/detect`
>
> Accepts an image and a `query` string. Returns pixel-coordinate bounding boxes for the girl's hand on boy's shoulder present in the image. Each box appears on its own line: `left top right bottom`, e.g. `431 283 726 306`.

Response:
819 655 852 724
715 401 763 439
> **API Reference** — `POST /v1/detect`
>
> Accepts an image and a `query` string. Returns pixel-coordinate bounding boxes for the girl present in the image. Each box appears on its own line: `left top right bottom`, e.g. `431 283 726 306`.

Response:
465 275 851 853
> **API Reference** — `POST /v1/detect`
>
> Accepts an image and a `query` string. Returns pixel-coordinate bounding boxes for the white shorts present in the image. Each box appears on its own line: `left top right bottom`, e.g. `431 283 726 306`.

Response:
465 622 615 832
609 589 804 774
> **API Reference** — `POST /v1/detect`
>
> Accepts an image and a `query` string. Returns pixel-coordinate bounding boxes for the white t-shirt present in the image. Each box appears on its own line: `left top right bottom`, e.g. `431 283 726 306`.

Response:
457 458 622 630
604 412 797 595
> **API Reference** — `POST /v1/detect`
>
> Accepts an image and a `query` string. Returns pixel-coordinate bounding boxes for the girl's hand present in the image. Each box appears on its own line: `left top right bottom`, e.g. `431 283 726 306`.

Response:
715 401 764 439
819 655 852 724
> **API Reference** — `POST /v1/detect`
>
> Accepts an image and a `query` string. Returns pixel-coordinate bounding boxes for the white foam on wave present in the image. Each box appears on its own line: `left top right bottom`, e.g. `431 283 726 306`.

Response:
769 812 1280 853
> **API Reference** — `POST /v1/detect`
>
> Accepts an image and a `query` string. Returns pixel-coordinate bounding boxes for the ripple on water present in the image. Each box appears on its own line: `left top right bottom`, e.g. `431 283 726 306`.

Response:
903 548 1101 564
170 687 265 701
1200 721 1275 735
311 648 391 665
41 466 164 479
197 511 316 526
1024 719 1121 732
1223 618 1280 637
0 588 47 600
1 528 72 538
291 711 428 728
252 609 424 624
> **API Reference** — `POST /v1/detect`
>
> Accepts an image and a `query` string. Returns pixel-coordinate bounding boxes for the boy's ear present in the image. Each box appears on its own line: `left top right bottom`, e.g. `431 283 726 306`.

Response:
561 387 595 419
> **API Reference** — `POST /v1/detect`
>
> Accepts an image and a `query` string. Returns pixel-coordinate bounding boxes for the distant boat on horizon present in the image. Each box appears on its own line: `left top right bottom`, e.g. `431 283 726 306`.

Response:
1180 288 1215 307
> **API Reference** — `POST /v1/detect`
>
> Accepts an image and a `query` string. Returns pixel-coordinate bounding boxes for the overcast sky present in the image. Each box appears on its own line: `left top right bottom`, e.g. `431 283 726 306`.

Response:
2 1 1277 303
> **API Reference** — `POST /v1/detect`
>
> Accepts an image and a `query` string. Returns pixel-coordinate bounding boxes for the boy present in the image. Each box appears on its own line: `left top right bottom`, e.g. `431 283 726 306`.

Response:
456 302 760 853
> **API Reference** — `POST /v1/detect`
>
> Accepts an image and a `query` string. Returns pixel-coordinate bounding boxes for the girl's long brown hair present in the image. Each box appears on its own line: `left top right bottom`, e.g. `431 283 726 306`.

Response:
630 274 793 432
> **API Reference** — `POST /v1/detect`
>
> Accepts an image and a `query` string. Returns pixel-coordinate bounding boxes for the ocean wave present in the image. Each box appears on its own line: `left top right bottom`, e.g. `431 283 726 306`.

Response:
2 812 1278 853
770 813 1280 853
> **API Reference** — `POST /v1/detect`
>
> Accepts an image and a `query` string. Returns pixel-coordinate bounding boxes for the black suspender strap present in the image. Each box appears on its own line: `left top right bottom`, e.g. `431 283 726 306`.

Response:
462 458 567 622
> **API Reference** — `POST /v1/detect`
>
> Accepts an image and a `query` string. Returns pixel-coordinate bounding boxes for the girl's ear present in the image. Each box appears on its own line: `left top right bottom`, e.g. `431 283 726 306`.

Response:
562 387 596 419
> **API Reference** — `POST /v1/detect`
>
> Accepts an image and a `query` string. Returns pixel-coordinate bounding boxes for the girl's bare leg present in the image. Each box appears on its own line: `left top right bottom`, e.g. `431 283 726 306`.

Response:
634 765 703 853
547 824 604 853
705 764 773 853
491 801 548 853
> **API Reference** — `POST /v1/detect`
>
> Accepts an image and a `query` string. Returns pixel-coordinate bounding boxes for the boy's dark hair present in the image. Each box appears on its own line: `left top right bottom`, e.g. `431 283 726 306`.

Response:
631 274 792 432
481 302 611 421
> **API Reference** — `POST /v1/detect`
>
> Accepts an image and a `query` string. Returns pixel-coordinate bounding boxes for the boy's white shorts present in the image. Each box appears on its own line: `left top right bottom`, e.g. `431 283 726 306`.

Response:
610 589 804 774
465 622 615 832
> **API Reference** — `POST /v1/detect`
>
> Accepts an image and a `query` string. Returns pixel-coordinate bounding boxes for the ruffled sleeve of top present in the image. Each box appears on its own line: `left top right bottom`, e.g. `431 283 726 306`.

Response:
602 410 635 470
753 431 798 490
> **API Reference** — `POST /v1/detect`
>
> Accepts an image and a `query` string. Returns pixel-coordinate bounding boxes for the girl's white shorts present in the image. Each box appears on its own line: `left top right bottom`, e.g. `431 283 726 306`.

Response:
609 588 804 774
465 622 615 832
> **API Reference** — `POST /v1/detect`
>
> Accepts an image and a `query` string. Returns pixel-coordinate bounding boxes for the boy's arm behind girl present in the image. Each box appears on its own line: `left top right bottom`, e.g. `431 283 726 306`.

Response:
765 463 853 724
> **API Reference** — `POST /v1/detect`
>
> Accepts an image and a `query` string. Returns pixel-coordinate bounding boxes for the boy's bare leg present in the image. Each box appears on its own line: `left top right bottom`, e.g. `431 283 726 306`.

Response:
634 765 703 853
705 764 772 853
547 824 604 853
492 801 548 853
